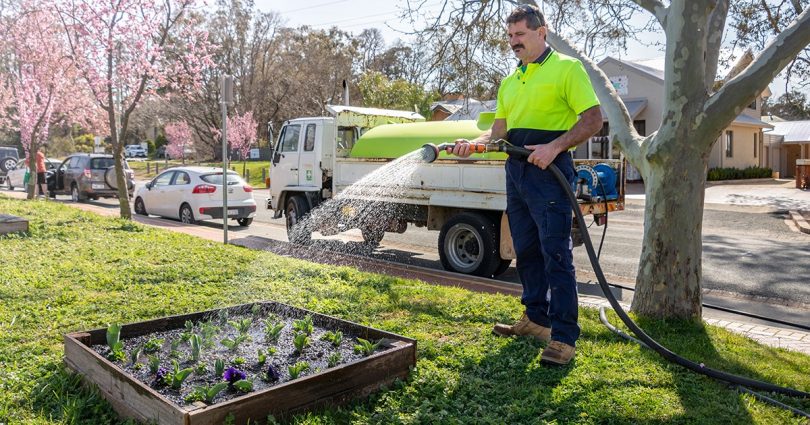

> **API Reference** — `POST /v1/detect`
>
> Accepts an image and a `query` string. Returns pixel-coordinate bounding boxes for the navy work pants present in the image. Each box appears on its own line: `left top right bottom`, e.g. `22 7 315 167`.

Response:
505 154 580 347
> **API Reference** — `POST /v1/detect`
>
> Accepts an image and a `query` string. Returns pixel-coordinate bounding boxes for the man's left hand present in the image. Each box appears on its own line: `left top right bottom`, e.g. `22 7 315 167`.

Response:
525 143 561 169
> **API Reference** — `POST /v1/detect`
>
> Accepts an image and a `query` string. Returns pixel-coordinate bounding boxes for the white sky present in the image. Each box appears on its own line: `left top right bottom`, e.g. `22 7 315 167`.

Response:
254 0 789 98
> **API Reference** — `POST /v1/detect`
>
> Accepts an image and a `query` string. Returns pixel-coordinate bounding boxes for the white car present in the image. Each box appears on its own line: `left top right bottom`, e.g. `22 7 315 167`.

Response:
125 145 147 158
4 158 60 191
133 166 257 226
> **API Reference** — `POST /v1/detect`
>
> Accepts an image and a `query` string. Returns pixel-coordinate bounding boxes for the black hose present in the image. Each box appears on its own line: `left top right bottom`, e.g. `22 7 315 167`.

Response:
503 145 809 399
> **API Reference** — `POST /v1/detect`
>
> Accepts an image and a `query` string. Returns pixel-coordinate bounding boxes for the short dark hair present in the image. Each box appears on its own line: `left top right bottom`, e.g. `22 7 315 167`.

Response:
506 5 546 30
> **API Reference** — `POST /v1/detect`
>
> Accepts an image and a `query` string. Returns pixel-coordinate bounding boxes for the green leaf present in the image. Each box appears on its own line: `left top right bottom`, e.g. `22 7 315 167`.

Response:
232 379 253 393
106 323 122 349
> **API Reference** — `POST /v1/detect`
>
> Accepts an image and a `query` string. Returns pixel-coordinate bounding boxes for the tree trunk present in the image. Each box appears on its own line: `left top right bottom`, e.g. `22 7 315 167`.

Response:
631 153 707 320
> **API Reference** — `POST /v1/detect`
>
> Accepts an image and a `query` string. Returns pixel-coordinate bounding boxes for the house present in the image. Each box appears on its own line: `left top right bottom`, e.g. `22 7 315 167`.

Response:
763 119 810 178
430 95 496 121
594 56 774 177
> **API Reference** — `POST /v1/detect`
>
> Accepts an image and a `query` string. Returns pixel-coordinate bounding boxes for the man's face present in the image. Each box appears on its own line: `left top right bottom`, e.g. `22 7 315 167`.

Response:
507 19 546 64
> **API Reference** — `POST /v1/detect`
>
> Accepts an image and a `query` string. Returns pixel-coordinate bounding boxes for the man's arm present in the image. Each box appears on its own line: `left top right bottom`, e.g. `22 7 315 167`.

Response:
452 119 507 158
526 106 602 169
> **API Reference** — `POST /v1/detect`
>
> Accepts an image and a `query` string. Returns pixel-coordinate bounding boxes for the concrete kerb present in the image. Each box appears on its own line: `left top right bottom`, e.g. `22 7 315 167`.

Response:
789 210 810 234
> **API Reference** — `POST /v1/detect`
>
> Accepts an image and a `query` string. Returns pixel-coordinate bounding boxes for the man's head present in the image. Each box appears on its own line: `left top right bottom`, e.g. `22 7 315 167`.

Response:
506 5 547 64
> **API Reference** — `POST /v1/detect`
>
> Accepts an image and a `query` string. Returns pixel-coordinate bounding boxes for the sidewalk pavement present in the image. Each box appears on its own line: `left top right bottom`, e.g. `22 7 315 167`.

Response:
626 179 810 233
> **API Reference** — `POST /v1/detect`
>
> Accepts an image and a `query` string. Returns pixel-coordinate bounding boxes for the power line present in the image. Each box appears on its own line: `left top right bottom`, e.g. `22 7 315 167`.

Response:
279 0 351 14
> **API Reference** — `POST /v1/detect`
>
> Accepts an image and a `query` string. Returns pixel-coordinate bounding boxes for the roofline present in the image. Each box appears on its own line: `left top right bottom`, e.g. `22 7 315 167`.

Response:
598 56 664 84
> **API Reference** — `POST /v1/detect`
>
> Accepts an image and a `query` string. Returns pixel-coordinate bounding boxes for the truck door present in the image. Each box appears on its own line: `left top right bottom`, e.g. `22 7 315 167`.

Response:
298 122 319 187
270 123 302 194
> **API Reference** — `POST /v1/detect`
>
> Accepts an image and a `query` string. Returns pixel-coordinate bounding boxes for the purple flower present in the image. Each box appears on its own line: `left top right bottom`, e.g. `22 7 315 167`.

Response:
223 366 246 383
266 364 279 382
154 367 169 386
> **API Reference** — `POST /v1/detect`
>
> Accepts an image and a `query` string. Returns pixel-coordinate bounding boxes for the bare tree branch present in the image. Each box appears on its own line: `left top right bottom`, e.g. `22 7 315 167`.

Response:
701 6 810 145
546 30 644 166
630 0 668 27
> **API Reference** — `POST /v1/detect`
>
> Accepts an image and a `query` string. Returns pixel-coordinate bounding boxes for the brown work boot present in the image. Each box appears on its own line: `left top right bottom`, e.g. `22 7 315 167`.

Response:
492 313 551 343
541 340 576 365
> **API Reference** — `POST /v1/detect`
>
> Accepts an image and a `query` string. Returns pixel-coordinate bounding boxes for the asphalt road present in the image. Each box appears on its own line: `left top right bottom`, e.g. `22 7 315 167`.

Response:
6 183 808 328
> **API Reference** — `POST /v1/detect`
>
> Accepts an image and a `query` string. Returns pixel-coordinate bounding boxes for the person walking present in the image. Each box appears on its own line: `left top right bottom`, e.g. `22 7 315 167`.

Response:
25 145 48 198
452 4 602 365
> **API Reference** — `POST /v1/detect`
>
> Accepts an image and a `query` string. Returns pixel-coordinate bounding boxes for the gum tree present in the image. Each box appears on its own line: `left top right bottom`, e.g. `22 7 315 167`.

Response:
415 0 810 319
55 0 212 218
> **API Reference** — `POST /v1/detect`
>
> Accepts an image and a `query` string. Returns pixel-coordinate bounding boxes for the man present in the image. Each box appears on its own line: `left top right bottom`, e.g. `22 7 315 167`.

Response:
452 5 602 365
25 145 48 198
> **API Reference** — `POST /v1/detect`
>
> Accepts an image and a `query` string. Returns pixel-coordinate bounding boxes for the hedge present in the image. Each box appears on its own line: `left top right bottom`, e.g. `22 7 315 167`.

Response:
707 166 772 181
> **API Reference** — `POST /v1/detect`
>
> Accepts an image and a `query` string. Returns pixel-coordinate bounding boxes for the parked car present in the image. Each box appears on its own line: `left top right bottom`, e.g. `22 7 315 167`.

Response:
4 158 60 190
125 145 147 158
47 154 135 201
0 146 20 175
133 166 256 226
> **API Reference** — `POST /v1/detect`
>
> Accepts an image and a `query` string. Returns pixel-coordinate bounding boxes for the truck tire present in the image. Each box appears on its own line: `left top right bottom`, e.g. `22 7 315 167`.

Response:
438 212 501 277
361 226 385 246
286 195 312 245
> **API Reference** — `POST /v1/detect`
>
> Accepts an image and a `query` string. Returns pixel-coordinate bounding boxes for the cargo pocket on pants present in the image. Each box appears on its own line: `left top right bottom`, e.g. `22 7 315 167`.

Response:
542 200 571 239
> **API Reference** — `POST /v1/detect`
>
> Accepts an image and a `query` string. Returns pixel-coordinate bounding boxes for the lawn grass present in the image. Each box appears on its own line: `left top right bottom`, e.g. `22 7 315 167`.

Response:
129 160 269 188
1 196 809 424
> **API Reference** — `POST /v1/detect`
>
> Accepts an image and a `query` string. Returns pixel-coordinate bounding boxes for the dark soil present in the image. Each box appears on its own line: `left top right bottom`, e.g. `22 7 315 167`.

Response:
92 304 393 407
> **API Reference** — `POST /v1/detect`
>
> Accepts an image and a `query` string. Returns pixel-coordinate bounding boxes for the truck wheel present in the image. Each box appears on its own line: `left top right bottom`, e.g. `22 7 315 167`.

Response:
438 212 500 277
0 157 16 173
361 226 385 246
286 195 312 245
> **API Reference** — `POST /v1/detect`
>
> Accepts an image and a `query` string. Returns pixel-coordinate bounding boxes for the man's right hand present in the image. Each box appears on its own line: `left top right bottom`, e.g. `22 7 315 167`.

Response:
451 139 472 158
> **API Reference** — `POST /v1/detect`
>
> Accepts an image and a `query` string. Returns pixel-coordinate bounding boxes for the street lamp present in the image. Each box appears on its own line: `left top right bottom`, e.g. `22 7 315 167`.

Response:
220 74 234 244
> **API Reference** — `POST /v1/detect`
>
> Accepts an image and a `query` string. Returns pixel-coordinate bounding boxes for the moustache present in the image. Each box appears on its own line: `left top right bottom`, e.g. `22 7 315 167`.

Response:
511 44 525 51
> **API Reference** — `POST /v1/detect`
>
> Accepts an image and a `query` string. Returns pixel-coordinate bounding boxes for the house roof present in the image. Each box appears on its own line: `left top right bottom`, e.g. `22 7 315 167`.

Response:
732 113 774 129
765 120 810 143
446 100 497 121
598 57 664 82
599 98 647 121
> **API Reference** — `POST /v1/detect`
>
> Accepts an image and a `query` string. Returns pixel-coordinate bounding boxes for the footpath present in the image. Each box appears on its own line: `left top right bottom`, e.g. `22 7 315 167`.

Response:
2 179 809 355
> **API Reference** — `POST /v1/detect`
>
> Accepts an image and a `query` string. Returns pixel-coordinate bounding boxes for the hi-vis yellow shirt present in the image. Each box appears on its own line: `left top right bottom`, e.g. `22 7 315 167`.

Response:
495 49 600 132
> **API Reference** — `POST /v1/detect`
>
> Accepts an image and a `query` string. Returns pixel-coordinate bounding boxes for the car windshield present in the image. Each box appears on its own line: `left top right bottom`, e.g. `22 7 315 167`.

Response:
90 157 129 169
200 172 244 185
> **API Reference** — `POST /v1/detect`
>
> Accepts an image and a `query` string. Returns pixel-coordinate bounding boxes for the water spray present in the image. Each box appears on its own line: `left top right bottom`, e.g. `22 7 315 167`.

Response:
421 139 810 409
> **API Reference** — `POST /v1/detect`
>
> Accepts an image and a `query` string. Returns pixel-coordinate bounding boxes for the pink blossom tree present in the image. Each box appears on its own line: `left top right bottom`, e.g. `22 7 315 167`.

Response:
0 2 92 199
164 121 194 164
211 111 258 175
55 0 212 218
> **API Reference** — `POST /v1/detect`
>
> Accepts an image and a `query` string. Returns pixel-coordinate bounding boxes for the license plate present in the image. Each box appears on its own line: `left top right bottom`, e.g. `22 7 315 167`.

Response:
91 183 106 189
227 209 238 216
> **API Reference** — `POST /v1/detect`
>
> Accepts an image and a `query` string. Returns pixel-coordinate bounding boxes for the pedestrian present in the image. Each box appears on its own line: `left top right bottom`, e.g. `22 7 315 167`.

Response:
452 4 602 365
25 145 48 197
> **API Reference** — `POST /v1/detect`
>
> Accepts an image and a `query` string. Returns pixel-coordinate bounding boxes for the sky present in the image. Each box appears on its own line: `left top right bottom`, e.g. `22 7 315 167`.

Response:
253 0 790 98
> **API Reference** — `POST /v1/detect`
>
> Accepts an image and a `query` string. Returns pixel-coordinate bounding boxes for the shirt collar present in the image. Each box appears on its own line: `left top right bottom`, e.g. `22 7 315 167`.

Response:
518 46 554 67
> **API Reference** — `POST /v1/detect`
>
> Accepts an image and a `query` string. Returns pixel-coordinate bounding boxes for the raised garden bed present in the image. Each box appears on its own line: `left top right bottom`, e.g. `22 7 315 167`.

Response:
63 302 416 424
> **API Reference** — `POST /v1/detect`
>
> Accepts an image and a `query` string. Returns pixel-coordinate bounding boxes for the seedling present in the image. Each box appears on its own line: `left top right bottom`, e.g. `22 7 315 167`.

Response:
106 323 125 361
232 357 246 366
129 346 142 365
257 349 267 366
148 355 160 374
184 382 228 404
251 304 262 317
293 332 310 354
353 338 381 357
143 338 164 353
190 334 202 362
214 359 225 378
228 318 252 335
292 315 314 335
194 363 207 375
232 379 253 393
164 360 194 390
264 321 284 342
327 351 341 368
288 361 309 379
220 334 248 351
321 330 343 347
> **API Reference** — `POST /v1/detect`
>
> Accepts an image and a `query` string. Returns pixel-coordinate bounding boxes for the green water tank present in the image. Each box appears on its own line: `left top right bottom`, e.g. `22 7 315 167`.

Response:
349 113 506 160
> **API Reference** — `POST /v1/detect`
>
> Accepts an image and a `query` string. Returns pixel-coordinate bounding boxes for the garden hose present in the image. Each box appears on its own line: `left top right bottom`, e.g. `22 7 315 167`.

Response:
420 141 810 399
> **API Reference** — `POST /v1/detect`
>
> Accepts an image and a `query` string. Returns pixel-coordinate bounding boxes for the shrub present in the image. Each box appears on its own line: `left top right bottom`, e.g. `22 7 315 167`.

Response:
707 166 772 181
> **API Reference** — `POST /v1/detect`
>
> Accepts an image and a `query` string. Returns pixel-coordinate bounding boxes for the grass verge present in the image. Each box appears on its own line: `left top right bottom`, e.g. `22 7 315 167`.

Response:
129 160 269 188
1 196 809 424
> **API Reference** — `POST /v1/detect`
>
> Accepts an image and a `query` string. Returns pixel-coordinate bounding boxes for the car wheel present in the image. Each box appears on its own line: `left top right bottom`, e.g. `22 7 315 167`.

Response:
180 203 196 224
237 217 253 227
70 184 86 203
134 197 147 216
438 212 501 277
7 180 14 191
285 195 312 245
0 157 16 173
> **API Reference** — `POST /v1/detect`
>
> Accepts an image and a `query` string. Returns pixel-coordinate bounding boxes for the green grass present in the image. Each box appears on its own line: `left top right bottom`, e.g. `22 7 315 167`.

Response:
1 196 809 424
129 160 269 188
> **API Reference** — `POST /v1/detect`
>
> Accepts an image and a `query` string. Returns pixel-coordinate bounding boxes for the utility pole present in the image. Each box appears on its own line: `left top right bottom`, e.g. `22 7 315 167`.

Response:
220 75 234 244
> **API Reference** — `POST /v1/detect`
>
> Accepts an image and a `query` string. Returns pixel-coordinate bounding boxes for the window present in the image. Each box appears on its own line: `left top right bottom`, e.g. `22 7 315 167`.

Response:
90 157 116 169
68 156 82 168
725 131 733 158
304 123 316 152
172 172 190 185
753 133 758 158
279 124 301 152
200 172 244 186
748 99 757 110
154 171 174 186
337 127 357 153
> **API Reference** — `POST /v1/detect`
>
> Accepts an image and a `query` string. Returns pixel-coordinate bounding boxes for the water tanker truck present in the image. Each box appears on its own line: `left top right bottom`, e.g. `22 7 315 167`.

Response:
267 105 624 278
